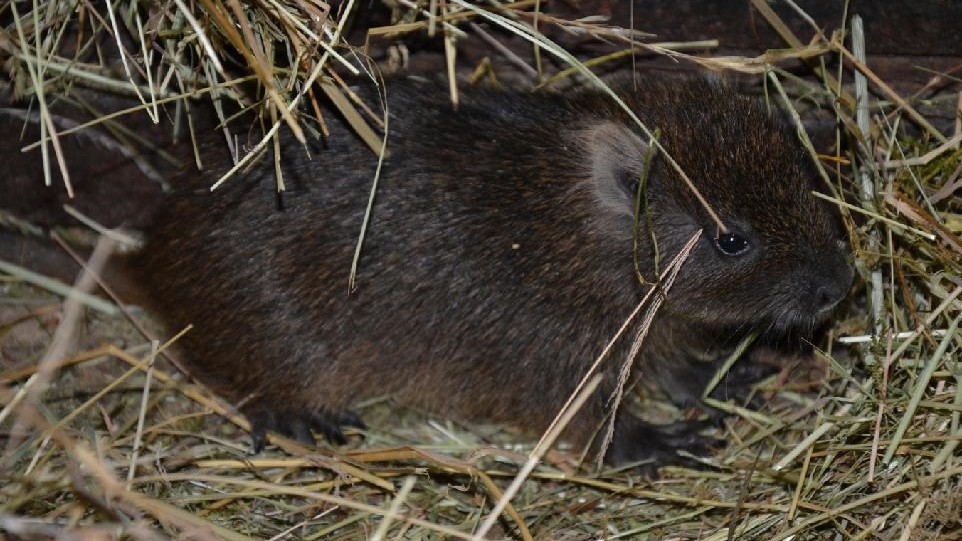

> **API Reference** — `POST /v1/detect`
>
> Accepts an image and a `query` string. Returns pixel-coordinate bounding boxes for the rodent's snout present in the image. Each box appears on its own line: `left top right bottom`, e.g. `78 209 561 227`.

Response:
812 252 855 316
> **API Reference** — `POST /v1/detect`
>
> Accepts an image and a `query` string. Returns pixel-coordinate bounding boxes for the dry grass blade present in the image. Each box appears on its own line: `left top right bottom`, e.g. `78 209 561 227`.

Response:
199 0 305 143
8 1 72 196
0 259 118 315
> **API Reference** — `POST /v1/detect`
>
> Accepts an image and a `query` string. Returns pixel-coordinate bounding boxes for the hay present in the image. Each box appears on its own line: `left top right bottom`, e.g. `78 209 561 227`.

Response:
2 1 961 540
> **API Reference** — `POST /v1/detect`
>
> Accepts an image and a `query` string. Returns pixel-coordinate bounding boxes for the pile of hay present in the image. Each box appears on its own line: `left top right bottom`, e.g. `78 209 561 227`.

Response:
1 1 960 539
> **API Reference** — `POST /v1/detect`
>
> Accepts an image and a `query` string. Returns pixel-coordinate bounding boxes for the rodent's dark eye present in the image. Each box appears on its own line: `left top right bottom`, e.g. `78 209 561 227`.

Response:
714 231 750 256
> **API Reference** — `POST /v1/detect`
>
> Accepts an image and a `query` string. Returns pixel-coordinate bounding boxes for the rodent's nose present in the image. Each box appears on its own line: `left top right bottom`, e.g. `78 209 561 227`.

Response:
815 283 845 312
814 258 855 313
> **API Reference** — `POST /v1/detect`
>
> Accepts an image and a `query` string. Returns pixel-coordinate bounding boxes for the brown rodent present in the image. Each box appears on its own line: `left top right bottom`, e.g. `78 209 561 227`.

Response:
135 77 853 467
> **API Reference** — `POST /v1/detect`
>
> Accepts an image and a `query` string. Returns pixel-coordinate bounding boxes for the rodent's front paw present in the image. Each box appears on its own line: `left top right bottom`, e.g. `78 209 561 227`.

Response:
245 408 366 452
660 354 780 420
709 358 780 400
605 419 723 476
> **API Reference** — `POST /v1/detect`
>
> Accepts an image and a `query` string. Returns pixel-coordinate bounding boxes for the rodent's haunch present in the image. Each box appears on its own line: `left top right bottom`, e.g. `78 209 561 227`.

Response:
137 78 853 466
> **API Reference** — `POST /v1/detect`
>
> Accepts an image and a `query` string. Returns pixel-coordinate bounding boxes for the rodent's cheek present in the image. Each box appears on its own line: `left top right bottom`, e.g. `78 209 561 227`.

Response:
668 251 806 326
668 254 760 304
662 233 802 314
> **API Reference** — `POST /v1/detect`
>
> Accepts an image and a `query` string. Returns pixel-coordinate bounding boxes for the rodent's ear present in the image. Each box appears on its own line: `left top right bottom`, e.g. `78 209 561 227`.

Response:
584 122 651 216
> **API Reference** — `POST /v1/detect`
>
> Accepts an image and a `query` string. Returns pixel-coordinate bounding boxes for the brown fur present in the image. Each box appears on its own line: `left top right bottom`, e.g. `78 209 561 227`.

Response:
135 77 853 467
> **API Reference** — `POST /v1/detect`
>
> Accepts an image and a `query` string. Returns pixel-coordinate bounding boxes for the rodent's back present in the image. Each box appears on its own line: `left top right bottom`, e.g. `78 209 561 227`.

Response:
140 84 630 421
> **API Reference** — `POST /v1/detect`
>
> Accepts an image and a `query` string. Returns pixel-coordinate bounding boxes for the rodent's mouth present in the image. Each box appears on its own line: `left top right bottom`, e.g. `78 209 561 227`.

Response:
657 297 838 345
760 299 847 344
